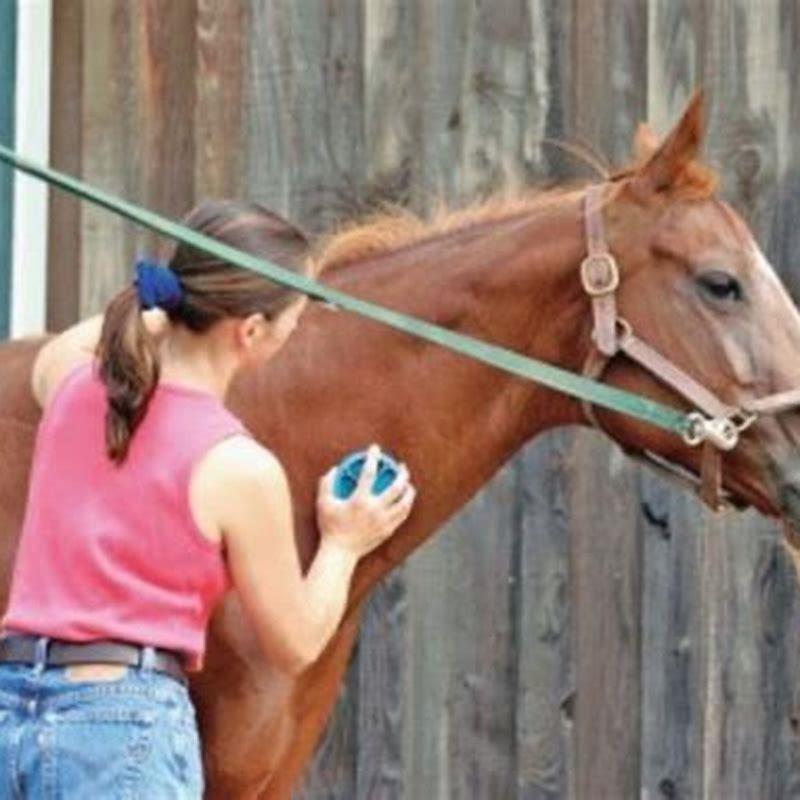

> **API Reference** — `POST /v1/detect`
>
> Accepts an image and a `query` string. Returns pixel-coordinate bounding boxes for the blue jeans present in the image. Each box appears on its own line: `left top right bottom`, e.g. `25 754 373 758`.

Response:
0 637 203 799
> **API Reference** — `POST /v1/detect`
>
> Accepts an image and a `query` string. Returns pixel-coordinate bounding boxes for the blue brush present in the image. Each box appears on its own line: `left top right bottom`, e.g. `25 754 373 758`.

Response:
333 448 401 500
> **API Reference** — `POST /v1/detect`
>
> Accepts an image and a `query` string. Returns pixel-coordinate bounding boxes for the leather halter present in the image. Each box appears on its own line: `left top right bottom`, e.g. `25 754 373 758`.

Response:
579 184 800 511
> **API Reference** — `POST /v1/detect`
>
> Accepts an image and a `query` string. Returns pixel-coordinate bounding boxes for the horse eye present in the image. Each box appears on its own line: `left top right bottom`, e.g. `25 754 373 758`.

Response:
696 270 744 303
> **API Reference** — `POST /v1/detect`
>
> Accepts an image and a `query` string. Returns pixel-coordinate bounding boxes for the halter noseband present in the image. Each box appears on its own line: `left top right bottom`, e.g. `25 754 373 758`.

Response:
580 184 800 512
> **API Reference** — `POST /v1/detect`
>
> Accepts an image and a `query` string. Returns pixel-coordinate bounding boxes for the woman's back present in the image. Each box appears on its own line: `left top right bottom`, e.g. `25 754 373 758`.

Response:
0 357 250 671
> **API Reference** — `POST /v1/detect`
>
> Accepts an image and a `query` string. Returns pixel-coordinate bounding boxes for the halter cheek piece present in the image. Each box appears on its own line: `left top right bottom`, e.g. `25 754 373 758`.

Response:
580 184 800 512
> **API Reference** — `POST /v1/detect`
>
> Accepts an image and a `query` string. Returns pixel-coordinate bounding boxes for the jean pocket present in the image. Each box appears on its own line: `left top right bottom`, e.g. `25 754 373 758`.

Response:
50 701 158 799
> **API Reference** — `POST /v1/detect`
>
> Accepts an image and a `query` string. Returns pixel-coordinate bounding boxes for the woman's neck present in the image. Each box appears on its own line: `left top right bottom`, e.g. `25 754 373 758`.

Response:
156 325 239 401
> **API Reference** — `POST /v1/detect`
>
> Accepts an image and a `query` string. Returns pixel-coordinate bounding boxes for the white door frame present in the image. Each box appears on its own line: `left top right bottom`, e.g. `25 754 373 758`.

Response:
10 0 51 337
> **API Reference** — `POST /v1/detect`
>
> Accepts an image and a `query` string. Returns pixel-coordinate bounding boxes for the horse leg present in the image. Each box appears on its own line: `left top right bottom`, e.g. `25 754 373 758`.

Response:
195 596 362 799
258 606 364 799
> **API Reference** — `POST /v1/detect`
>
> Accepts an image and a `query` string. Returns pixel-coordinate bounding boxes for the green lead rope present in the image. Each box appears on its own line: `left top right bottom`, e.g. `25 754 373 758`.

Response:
0 143 692 439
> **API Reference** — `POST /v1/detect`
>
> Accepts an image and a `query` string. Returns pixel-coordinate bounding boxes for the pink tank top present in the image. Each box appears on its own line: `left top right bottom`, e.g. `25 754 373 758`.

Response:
1 358 251 671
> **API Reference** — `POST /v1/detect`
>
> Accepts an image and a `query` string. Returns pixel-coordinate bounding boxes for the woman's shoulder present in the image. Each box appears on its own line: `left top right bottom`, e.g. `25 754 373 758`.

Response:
190 435 289 532
194 434 285 488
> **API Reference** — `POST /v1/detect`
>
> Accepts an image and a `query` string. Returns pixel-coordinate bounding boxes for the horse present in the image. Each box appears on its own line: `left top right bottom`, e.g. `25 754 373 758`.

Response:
2 90 800 797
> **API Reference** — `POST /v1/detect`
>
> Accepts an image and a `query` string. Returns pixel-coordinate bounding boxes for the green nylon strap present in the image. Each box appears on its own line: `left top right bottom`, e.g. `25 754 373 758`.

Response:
0 143 692 438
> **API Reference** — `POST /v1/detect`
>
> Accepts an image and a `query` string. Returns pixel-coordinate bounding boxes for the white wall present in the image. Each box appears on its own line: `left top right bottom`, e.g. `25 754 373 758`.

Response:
10 0 51 337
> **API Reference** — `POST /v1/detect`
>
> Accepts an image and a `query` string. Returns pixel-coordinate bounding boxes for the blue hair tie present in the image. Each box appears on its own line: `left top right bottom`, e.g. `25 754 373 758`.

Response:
134 257 184 311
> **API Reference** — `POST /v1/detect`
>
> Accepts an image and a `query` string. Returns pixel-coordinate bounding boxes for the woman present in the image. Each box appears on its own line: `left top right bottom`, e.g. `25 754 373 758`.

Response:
0 200 416 798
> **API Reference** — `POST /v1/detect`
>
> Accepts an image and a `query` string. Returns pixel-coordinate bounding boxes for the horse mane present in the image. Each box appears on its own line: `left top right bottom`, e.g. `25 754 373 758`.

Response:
313 151 719 273
311 184 587 272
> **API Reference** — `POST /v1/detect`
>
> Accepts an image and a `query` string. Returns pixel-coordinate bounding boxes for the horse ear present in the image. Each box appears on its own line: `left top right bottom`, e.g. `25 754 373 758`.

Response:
630 89 706 195
633 123 659 160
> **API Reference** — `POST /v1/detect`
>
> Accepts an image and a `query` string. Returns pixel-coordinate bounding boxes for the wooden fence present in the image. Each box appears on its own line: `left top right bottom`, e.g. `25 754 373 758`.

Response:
44 2 800 797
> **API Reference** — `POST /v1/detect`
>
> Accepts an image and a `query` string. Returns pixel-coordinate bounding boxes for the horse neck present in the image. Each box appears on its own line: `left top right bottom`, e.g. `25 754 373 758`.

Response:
327 192 593 601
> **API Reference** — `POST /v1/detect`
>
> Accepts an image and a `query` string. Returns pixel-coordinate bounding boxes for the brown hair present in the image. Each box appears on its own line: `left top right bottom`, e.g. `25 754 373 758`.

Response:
95 199 314 464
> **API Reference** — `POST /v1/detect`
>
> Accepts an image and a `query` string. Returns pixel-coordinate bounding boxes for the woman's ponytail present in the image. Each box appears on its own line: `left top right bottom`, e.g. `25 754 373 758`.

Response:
96 285 160 465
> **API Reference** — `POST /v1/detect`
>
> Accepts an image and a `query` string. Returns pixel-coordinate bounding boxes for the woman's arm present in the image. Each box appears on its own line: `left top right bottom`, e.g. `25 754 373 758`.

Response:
219 439 359 675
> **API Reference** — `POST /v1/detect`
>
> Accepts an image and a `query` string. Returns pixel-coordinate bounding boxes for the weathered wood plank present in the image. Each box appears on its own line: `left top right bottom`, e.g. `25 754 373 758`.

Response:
354 571 407 800
639 474 705 799
642 8 707 800
769 0 800 301
403 461 519 800
566 2 648 798
568 434 642 800
515 431 574 800
246 0 365 233
361 0 415 208
137 0 197 223
47 0 83 331
79 0 138 313
194 0 246 199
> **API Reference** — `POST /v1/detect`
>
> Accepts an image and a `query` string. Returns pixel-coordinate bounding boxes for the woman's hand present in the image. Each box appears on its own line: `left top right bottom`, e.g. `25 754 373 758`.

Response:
316 444 416 558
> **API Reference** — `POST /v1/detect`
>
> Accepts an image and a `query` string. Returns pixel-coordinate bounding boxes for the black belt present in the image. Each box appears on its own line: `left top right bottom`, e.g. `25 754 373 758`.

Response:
0 634 187 685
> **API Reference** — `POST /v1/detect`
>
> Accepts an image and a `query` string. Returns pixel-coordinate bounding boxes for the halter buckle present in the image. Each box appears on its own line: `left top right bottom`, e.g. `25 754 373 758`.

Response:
581 253 620 296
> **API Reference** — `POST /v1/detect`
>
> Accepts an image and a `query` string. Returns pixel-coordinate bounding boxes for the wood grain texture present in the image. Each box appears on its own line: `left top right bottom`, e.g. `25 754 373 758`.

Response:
246 0 365 233
402 461 519 800
565 3 648 798
43 2 800 798
642 8 707 800
46 0 82 332
194 0 246 199
79 0 137 313
515 432 574 800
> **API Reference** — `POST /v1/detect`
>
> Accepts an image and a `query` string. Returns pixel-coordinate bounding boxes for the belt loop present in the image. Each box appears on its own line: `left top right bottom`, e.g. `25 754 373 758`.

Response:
140 644 156 674
32 635 50 675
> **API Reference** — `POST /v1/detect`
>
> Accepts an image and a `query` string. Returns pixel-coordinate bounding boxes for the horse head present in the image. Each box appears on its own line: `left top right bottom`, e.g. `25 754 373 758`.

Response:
583 90 800 556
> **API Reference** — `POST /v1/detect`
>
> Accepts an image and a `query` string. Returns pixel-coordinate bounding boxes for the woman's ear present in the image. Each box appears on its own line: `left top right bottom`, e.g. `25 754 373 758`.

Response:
232 312 266 352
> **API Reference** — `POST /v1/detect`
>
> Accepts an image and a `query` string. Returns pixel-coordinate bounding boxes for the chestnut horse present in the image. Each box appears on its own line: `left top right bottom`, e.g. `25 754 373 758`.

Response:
3 93 800 797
